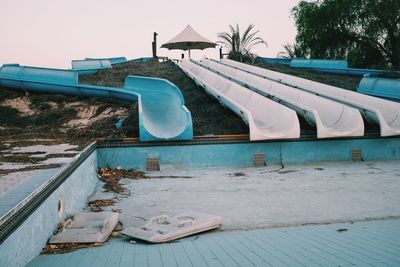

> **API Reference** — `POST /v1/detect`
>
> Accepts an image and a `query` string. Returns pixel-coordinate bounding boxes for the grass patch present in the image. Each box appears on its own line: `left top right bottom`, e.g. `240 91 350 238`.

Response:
374 72 400 79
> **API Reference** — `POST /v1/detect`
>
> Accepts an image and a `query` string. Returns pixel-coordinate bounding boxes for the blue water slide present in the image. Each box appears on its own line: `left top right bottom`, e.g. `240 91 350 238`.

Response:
84 57 152 64
124 76 193 140
0 64 193 141
71 59 112 75
256 57 292 65
290 59 348 69
357 75 400 101
0 64 79 91
290 59 397 76
84 57 127 65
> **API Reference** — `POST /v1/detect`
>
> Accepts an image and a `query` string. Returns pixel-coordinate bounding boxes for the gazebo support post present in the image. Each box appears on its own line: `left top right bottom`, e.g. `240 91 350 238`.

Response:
152 32 158 59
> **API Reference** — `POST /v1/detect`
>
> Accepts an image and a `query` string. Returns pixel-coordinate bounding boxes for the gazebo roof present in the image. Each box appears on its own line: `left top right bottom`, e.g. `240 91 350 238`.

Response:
161 25 216 51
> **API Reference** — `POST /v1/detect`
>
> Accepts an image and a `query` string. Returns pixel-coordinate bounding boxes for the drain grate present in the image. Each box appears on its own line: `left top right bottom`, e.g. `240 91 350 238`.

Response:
253 153 266 167
146 158 160 171
351 149 363 161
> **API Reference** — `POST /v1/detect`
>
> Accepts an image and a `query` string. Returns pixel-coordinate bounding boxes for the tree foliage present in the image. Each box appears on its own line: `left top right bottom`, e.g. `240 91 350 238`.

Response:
218 24 267 63
292 0 400 69
277 43 306 59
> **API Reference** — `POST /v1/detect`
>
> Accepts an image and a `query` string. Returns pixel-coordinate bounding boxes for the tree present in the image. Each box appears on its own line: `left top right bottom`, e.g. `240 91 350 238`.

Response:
277 43 307 59
292 0 400 69
218 24 267 63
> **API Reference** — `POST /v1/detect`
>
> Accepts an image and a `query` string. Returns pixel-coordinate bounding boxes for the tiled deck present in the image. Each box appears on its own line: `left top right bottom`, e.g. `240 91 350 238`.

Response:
0 168 62 218
0 142 78 219
28 219 400 266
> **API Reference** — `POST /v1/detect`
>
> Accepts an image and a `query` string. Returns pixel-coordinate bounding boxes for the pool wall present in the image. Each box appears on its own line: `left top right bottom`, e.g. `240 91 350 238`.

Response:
97 137 400 170
0 145 98 267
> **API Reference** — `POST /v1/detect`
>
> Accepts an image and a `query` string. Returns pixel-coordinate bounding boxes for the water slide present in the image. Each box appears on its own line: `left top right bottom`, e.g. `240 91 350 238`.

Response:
197 59 364 138
0 64 193 141
289 59 397 76
71 59 112 75
218 59 400 137
71 57 153 74
257 58 397 76
124 76 192 140
291 59 348 69
256 57 292 65
84 57 127 65
357 75 400 102
178 60 300 140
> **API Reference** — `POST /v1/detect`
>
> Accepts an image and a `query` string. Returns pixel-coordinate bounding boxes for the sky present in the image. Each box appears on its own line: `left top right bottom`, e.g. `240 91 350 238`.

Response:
0 0 300 69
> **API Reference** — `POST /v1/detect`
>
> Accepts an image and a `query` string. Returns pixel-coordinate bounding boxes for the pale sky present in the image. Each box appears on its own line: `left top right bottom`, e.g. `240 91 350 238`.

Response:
0 0 300 69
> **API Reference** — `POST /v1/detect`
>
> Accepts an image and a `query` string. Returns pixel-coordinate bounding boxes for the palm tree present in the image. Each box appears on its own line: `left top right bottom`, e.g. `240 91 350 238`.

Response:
218 24 267 62
277 42 306 59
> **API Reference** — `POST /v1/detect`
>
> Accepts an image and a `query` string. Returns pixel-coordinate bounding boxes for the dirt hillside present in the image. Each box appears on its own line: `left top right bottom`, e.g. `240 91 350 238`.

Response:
1 60 364 141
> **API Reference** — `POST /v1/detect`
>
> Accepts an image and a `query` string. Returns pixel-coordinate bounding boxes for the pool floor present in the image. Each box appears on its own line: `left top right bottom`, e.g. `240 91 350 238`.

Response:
112 161 400 230
28 219 400 266
28 160 400 266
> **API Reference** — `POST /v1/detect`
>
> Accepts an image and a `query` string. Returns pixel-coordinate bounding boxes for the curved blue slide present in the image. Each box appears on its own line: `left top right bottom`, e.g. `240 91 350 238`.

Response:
357 75 400 102
0 64 193 141
124 76 192 140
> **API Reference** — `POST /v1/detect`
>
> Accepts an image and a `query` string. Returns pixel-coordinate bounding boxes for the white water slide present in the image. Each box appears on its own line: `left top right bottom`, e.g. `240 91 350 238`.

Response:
197 59 364 138
218 59 400 137
178 60 300 140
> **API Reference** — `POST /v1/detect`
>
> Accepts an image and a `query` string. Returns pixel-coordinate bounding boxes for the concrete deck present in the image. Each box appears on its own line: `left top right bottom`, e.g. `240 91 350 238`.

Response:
0 142 78 219
0 168 62 218
28 219 400 266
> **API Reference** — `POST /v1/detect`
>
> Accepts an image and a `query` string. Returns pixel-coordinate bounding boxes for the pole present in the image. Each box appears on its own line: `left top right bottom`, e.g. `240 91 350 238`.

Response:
152 32 158 59
188 49 191 59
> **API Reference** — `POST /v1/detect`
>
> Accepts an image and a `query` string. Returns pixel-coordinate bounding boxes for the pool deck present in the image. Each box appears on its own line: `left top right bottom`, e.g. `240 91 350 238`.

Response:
0 142 78 219
0 168 62 219
28 218 400 266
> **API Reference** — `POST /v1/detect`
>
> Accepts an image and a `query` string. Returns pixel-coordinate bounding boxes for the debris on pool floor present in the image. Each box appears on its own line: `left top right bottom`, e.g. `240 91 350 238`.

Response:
49 211 120 244
122 212 223 243
97 167 148 194
90 161 400 231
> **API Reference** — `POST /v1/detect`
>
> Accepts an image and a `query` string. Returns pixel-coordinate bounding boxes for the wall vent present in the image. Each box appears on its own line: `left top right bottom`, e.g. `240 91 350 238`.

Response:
253 153 266 167
351 149 363 161
146 157 160 171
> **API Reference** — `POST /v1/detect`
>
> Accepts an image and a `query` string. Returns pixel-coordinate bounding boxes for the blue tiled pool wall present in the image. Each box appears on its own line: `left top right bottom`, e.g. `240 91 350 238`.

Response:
0 150 98 267
97 138 400 170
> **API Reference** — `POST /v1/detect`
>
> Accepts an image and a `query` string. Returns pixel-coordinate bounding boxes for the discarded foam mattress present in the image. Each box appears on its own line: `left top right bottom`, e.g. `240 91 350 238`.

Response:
49 211 119 244
122 212 222 243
